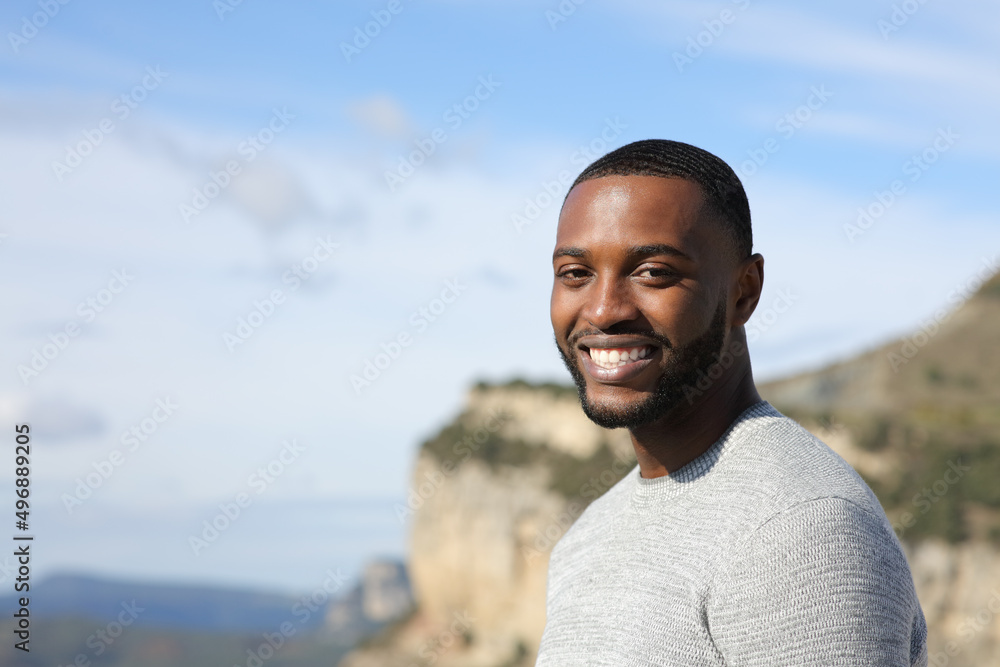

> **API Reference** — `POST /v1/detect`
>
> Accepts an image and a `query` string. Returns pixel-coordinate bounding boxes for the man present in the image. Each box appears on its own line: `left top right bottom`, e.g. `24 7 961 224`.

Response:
536 139 927 666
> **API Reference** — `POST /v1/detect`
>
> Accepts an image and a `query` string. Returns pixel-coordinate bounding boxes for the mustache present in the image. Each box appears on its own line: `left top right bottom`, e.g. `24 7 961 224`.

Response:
567 328 674 350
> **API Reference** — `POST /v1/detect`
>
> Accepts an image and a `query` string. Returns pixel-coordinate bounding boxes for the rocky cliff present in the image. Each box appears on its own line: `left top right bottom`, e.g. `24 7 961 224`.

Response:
339 382 635 667
324 559 414 646
339 269 1000 667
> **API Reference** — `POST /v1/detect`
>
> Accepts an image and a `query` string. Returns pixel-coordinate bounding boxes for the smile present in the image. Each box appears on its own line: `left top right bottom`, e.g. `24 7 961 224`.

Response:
586 345 655 370
576 341 661 383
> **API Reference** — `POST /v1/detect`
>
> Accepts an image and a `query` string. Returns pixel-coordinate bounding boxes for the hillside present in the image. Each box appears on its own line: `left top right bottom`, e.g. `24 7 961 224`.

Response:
339 268 1000 667
765 265 1000 416
762 266 1000 544
0 561 412 667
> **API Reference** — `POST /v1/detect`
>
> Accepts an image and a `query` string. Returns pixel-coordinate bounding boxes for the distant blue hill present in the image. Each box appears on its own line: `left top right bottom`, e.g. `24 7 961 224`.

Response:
2 572 323 633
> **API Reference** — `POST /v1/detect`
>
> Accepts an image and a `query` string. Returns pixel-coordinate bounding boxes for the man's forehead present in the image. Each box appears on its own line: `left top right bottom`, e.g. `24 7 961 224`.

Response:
555 175 709 246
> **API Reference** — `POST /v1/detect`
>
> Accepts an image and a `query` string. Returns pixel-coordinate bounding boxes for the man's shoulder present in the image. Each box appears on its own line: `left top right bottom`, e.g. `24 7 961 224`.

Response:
552 402 892 555
720 402 885 519
696 402 906 579
541 402 926 665
548 402 897 561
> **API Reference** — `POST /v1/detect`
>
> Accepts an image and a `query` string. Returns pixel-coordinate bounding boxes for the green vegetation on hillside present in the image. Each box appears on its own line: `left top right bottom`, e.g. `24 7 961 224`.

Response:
981 273 1000 299
776 406 1000 545
473 378 579 400
421 380 634 503
764 271 1000 545
457 353 1000 546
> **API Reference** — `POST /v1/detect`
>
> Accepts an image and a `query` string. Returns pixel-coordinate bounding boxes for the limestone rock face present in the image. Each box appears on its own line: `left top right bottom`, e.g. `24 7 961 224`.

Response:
340 382 633 667
405 456 560 666
906 540 1000 665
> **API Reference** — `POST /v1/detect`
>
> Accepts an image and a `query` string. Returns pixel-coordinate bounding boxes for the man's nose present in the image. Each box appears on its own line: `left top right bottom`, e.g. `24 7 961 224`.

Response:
582 276 639 330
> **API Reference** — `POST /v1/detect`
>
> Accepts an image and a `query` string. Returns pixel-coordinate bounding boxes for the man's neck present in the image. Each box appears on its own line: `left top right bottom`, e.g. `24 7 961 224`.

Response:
629 364 762 479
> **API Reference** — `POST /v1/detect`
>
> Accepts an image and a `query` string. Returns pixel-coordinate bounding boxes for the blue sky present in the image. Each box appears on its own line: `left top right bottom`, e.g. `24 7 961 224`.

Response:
1 0 998 593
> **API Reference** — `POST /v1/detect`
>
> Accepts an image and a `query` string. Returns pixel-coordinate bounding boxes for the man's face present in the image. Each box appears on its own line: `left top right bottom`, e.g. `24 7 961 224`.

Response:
550 175 735 430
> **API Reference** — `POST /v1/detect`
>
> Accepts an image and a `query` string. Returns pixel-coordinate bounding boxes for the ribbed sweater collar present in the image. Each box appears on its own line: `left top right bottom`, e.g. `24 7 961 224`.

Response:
629 400 778 505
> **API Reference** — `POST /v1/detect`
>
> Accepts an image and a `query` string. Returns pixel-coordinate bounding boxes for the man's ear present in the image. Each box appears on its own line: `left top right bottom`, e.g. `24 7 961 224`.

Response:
730 253 764 327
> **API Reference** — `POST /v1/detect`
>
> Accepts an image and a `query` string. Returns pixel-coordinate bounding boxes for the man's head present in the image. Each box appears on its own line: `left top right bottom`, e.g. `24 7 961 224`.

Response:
551 139 764 431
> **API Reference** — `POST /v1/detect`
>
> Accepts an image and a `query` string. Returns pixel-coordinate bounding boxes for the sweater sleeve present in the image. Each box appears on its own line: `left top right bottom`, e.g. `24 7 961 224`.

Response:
707 496 928 666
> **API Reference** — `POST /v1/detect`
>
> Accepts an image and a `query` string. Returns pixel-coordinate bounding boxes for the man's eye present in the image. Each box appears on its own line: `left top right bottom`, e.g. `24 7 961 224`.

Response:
637 267 676 278
559 269 589 279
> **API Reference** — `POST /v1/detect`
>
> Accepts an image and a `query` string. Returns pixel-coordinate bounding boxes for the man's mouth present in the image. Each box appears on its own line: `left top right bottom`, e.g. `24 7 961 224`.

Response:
584 345 655 370
574 337 662 383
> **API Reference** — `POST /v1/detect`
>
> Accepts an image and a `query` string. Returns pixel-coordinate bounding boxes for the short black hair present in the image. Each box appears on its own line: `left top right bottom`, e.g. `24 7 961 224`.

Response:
564 139 752 259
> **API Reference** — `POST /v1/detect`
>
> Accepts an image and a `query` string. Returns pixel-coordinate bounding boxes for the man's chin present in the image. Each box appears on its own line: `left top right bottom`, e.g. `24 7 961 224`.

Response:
577 384 679 431
555 334 686 430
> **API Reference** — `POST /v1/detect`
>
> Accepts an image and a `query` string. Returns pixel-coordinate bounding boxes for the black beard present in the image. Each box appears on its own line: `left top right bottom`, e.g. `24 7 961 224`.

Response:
555 298 728 430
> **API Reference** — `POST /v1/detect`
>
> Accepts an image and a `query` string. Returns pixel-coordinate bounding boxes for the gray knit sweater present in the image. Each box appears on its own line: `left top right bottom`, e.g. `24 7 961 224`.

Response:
535 401 927 666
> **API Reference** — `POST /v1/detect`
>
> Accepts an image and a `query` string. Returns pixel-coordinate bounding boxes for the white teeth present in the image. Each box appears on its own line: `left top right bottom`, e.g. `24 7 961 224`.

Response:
586 346 654 370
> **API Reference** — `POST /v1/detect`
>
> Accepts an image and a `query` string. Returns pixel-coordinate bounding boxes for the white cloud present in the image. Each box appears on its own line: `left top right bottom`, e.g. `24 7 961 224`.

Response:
0 393 105 441
347 94 416 140
721 9 999 99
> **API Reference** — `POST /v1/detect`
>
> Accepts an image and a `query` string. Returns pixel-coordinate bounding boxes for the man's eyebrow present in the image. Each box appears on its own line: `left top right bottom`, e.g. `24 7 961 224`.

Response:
552 246 588 261
552 243 692 262
628 243 692 261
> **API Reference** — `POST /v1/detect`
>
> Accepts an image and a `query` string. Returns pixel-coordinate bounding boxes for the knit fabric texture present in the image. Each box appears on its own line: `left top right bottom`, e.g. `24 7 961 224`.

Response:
535 400 928 666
